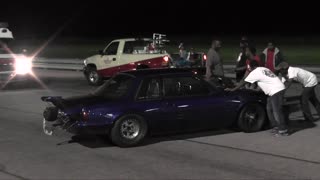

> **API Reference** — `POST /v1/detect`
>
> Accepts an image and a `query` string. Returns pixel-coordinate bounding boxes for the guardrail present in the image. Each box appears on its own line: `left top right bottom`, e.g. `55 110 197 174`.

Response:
32 58 320 75
32 58 83 71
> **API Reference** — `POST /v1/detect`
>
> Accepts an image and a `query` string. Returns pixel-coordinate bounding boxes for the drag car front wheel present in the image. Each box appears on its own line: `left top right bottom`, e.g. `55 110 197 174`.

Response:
237 103 266 132
110 114 148 147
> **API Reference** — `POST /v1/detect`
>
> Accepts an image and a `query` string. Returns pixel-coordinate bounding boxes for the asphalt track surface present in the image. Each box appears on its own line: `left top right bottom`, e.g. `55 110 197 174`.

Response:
0 69 320 179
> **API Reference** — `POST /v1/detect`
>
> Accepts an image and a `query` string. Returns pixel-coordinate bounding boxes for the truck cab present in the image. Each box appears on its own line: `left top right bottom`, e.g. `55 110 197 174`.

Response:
83 33 171 85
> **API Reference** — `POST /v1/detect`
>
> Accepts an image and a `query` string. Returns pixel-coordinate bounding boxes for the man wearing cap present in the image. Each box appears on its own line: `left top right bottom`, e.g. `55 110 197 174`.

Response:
226 60 289 136
276 62 320 122
205 39 224 80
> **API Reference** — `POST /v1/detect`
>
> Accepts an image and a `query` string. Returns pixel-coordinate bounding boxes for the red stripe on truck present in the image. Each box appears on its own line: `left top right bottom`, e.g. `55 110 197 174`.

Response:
97 56 169 77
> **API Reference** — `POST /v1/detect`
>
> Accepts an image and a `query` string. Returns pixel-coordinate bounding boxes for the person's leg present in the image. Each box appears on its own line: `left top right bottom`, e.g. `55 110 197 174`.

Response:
270 90 288 134
266 96 277 129
309 86 320 119
301 87 315 121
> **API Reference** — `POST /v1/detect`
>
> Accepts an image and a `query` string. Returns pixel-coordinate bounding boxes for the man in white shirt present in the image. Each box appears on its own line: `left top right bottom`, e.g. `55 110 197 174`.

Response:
276 62 320 122
226 60 289 136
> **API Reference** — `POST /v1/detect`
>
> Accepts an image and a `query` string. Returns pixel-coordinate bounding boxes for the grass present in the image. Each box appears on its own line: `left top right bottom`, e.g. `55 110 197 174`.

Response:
9 36 320 65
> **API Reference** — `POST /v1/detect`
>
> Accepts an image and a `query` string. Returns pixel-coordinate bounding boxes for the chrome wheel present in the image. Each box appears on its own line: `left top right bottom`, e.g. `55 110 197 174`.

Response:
89 71 99 83
120 119 140 139
238 104 266 132
244 109 259 129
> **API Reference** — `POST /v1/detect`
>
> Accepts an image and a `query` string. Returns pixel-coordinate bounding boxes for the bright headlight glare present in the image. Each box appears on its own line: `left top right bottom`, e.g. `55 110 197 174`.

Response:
15 56 33 75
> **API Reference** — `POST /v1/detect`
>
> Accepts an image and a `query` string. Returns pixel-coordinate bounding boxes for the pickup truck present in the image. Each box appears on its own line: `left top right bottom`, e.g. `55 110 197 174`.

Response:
83 34 171 85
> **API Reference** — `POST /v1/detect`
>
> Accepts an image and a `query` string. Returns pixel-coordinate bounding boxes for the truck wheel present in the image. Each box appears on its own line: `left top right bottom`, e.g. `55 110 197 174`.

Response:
85 66 103 86
110 114 148 147
238 103 266 132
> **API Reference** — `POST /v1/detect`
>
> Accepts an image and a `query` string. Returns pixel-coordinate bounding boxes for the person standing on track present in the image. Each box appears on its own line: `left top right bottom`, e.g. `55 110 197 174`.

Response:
226 60 289 136
235 36 249 82
205 38 224 80
261 41 285 73
276 62 320 122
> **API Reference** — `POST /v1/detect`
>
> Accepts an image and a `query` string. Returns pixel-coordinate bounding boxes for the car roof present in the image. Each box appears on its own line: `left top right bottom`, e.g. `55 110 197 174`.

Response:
120 68 205 78
112 38 153 42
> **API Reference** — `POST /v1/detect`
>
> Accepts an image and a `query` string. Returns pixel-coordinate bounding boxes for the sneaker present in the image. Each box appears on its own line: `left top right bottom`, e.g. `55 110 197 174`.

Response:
274 129 290 136
270 127 279 134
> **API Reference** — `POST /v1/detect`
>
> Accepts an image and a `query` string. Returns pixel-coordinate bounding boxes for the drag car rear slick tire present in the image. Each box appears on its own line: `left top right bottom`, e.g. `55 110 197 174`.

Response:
85 66 103 86
110 114 148 147
237 103 266 133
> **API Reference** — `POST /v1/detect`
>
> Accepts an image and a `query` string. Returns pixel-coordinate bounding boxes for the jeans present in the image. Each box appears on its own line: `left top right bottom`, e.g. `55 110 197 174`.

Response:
267 90 288 131
301 85 320 121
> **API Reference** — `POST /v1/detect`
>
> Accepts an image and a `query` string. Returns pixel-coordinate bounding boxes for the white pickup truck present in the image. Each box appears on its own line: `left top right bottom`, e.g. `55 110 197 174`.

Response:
83 34 171 85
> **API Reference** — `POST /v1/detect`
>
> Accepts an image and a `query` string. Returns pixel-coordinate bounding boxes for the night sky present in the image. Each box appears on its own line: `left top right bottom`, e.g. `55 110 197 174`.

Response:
1 1 319 38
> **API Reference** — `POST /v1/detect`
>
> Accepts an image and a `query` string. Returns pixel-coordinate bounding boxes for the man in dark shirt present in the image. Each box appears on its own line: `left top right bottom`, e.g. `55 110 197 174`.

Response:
235 36 249 82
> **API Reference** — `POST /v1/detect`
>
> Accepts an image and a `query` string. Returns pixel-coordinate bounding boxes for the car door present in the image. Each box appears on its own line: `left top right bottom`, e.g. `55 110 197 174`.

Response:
100 41 120 76
135 77 181 134
162 75 235 131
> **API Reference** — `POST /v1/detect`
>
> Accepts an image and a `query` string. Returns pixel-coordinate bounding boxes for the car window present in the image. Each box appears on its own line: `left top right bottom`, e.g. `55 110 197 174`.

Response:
104 42 119 55
136 78 161 100
163 76 210 97
92 74 134 99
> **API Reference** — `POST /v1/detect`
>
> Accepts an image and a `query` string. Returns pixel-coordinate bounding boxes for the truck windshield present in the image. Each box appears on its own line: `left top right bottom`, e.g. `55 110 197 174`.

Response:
92 74 135 99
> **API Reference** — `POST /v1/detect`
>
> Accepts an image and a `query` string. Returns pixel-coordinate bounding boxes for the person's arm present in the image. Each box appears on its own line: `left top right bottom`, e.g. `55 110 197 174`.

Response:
277 51 285 63
205 50 214 80
226 70 250 91
225 79 246 91
205 63 213 80
279 72 293 89
235 66 247 71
